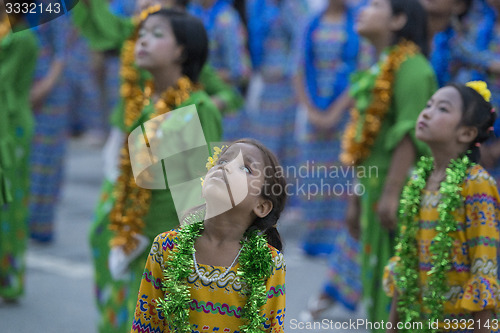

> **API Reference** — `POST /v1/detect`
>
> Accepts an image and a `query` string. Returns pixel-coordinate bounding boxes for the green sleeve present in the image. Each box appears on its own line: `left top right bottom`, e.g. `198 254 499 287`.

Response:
385 54 437 157
71 0 135 51
140 92 222 237
199 64 244 114
0 29 38 204
180 90 223 146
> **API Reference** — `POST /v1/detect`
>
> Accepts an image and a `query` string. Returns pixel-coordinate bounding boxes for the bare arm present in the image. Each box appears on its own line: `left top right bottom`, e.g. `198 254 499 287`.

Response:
30 59 65 109
387 292 399 333
321 89 354 129
377 135 416 230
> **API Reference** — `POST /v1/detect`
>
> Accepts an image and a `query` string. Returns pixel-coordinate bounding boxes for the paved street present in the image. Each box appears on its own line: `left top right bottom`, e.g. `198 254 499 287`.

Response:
2 138 369 333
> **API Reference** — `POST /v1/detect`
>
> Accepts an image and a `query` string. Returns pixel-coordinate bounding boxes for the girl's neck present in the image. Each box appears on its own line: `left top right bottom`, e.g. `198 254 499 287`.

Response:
427 14 451 41
151 67 182 99
430 146 463 173
324 1 345 20
371 34 393 59
203 213 251 245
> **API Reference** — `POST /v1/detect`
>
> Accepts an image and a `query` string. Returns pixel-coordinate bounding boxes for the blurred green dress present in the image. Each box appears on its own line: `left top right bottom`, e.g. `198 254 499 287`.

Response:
0 23 39 299
349 51 436 331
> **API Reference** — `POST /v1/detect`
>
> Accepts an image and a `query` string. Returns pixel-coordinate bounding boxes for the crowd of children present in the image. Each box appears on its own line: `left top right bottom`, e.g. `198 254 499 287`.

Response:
2 0 500 332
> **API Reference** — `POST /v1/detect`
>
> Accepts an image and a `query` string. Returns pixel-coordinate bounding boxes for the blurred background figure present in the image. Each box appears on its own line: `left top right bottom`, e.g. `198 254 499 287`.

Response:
189 0 251 141
244 0 308 212
0 1 39 301
294 0 370 321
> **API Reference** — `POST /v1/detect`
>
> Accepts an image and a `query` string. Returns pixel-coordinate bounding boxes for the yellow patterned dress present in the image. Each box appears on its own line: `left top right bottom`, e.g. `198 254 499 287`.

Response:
384 165 500 332
131 229 286 333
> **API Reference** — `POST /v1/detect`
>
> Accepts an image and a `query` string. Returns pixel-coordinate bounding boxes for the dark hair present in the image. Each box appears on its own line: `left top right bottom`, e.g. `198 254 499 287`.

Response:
182 139 288 250
229 138 288 251
448 83 497 163
146 9 208 82
458 0 473 21
390 0 429 57
175 0 190 9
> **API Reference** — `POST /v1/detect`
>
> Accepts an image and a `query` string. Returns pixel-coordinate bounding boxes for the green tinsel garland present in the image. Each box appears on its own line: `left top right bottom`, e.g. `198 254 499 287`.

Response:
395 154 472 332
157 215 273 333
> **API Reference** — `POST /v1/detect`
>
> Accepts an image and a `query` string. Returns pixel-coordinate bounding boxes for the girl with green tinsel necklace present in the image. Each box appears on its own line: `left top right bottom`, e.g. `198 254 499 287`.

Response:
131 138 286 333
343 0 436 329
384 81 500 333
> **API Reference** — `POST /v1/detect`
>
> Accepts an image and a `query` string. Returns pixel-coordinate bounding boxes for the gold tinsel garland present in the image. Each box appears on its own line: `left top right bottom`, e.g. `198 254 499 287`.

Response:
340 40 419 166
109 6 195 253
110 76 195 254
0 16 12 42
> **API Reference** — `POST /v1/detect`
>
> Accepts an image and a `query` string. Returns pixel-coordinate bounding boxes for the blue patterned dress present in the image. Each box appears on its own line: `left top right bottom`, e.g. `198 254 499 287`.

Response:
245 0 307 171
485 25 500 186
28 16 70 242
189 0 251 141
65 24 102 138
296 8 372 310
431 24 497 87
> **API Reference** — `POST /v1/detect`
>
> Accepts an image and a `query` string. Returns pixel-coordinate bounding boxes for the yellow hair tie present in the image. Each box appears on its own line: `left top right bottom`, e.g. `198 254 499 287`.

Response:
466 81 491 102
200 145 228 186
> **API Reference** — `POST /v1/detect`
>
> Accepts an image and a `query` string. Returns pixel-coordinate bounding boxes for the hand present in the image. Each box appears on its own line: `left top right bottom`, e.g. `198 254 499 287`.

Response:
211 96 227 111
30 80 52 110
377 190 400 231
108 234 150 281
261 68 283 83
306 105 325 128
488 61 500 75
30 60 65 110
347 194 361 240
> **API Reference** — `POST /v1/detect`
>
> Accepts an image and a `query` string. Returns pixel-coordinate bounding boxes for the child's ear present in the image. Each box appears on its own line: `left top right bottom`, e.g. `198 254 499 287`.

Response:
175 45 185 65
390 13 407 32
253 198 273 219
457 126 478 145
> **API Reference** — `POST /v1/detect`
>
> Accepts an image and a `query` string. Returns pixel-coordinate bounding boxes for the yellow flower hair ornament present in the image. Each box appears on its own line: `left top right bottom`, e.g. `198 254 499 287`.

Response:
466 81 491 102
200 145 228 186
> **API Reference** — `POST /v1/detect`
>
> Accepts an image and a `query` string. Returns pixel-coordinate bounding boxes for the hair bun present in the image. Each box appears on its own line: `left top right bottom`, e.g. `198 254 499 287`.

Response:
466 81 492 102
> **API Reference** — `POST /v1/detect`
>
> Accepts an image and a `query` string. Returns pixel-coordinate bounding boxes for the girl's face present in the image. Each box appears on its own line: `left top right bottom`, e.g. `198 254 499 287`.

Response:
416 87 464 144
135 15 183 71
202 143 271 219
356 0 394 39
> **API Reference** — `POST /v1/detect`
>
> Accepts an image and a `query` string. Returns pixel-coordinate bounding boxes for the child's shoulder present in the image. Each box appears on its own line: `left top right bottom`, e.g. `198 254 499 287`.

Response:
397 52 434 78
465 164 497 186
267 244 286 271
153 228 181 249
462 164 499 197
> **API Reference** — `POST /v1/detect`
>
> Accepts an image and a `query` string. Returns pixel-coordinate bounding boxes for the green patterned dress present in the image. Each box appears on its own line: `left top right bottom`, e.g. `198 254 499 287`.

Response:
350 51 436 330
0 25 39 299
